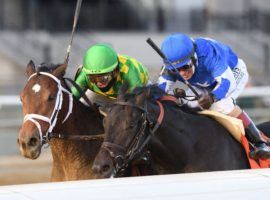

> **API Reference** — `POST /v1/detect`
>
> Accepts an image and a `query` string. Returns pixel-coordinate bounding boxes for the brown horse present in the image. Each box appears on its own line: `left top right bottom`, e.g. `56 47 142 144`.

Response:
18 61 104 181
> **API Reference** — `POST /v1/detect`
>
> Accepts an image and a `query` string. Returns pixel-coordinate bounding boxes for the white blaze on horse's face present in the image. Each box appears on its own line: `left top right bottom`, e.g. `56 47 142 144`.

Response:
32 84 41 93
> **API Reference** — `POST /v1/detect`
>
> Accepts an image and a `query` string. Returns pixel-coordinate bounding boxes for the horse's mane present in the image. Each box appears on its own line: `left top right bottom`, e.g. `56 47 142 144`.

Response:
131 85 166 99
35 62 70 89
125 85 199 114
37 63 62 73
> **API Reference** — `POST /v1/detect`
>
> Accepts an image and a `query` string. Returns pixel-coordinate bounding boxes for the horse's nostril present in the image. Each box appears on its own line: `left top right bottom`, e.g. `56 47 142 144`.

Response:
92 164 101 173
102 165 110 173
17 138 20 145
28 137 38 147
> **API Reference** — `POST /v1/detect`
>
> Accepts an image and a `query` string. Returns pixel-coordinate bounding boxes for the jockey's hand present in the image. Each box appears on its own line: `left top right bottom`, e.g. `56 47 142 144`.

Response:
198 93 214 109
173 88 186 98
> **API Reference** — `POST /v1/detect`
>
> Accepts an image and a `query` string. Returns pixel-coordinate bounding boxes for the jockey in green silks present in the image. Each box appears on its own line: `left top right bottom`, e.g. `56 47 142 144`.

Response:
71 44 149 103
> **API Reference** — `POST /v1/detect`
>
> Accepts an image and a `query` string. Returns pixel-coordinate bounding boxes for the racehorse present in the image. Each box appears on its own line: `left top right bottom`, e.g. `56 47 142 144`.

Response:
92 85 270 178
17 60 104 181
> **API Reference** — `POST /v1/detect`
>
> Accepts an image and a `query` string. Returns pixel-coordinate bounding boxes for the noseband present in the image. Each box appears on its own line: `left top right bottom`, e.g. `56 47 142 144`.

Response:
23 72 73 146
101 100 164 175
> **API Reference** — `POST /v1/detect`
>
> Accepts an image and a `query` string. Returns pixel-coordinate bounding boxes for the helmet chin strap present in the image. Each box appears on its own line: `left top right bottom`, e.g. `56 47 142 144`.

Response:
190 52 198 75
191 65 195 74
98 76 116 92
98 68 119 92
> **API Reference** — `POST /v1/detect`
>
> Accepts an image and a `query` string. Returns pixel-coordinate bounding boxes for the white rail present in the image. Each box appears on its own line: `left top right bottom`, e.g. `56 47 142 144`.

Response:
0 169 269 200
0 86 270 127
0 95 20 107
1 86 270 105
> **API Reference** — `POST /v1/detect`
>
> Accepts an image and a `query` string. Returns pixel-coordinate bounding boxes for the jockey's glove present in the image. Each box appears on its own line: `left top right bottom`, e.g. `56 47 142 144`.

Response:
198 93 215 109
173 88 186 98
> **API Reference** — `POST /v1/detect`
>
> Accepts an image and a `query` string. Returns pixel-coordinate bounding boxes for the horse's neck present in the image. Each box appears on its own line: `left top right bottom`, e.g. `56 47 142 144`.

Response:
149 101 217 151
148 101 191 131
148 101 191 165
49 96 103 181
58 96 103 134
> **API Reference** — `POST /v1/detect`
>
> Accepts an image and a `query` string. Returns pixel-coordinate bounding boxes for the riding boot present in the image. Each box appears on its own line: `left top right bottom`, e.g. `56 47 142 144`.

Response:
237 110 270 160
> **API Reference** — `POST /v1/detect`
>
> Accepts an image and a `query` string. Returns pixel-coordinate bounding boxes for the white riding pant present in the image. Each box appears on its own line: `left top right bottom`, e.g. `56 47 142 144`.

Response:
185 59 249 114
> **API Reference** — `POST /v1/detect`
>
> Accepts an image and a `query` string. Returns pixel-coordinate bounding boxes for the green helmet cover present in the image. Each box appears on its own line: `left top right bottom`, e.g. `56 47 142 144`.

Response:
82 44 118 74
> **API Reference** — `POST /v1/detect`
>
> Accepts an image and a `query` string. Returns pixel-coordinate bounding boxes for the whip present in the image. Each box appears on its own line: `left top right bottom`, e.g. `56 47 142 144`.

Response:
64 0 83 64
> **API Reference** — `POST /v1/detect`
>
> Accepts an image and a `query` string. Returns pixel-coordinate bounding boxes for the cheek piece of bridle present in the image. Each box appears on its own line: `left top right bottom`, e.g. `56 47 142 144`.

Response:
23 72 73 146
101 100 164 176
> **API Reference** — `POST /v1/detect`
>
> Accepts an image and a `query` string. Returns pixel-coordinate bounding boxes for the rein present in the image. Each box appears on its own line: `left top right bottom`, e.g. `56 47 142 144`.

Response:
23 72 103 146
49 132 104 141
64 77 93 107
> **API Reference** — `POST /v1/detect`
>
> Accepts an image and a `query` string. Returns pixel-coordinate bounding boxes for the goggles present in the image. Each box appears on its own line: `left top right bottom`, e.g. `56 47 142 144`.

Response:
165 57 194 71
179 63 192 70
88 72 113 84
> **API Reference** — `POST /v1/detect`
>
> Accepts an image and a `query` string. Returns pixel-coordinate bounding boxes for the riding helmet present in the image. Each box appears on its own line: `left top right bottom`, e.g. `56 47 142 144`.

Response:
82 44 118 74
161 33 195 69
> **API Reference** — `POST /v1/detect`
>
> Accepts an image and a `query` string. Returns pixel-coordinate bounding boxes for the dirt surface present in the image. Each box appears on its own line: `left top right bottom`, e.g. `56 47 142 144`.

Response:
0 152 52 186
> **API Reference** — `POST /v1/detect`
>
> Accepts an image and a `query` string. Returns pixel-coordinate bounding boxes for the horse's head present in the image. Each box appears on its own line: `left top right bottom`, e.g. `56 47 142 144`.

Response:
92 85 162 178
18 60 71 159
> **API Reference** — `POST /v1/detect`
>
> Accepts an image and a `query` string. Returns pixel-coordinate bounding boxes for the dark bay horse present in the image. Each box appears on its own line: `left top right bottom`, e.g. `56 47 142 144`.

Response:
18 61 104 181
92 85 270 178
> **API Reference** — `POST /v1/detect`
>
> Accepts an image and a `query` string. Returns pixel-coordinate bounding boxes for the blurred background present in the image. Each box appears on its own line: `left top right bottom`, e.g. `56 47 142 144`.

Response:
1 0 270 185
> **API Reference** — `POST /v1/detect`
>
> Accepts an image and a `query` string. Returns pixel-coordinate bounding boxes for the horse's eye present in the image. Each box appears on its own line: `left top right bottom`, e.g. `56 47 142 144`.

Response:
129 122 136 128
48 94 56 101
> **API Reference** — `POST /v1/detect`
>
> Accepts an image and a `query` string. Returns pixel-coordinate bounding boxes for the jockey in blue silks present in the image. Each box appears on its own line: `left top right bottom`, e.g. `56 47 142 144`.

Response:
157 33 270 160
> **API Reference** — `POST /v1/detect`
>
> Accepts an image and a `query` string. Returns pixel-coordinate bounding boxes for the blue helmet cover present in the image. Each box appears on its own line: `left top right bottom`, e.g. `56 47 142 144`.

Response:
161 33 194 69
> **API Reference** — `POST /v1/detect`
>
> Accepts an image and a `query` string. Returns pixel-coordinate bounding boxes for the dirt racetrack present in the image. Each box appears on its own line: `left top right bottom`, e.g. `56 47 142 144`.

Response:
0 152 52 186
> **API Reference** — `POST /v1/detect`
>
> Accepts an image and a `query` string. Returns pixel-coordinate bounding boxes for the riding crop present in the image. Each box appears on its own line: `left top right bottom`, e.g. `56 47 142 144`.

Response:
64 0 83 64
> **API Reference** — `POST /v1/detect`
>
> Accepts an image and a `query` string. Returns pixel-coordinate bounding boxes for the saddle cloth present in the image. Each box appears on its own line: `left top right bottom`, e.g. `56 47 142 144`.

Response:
199 110 270 168
199 110 245 142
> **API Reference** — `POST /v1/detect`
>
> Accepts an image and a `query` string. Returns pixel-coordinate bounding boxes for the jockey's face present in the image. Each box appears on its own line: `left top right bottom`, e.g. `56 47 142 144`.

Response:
178 62 194 80
88 72 114 88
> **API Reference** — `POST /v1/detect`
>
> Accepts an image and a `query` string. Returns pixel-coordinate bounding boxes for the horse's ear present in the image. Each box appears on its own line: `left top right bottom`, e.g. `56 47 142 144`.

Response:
52 63 67 78
145 86 151 99
135 87 151 105
98 103 113 117
117 82 129 101
99 107 108 117
26 60 36 77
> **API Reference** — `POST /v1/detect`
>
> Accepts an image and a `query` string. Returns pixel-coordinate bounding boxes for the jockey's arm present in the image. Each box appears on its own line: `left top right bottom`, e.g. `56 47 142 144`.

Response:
126 74 145 92
126 64 149 92
157 68 177 94
71 71 88 99
211 67 236 101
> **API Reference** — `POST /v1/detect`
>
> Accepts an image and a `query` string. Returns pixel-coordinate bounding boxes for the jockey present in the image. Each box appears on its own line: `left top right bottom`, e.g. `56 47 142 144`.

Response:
157 33 270 160
71 43 149 103
71 43 151 175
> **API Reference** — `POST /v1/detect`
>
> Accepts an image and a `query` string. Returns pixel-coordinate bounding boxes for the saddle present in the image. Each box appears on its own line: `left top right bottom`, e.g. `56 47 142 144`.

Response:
199 110 270 168
199 110 244 142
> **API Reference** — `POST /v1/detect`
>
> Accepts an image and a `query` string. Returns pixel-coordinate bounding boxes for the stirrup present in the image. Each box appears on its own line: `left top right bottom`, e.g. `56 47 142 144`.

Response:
249 144 270 160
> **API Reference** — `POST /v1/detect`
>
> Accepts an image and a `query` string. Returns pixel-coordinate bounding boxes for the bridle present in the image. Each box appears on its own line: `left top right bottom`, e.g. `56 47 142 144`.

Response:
23 72 104 146
23 72 73 146
100 99 165 176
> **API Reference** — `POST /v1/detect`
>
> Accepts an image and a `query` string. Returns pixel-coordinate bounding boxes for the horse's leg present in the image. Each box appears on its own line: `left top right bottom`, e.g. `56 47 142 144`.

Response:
50 163 66 182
